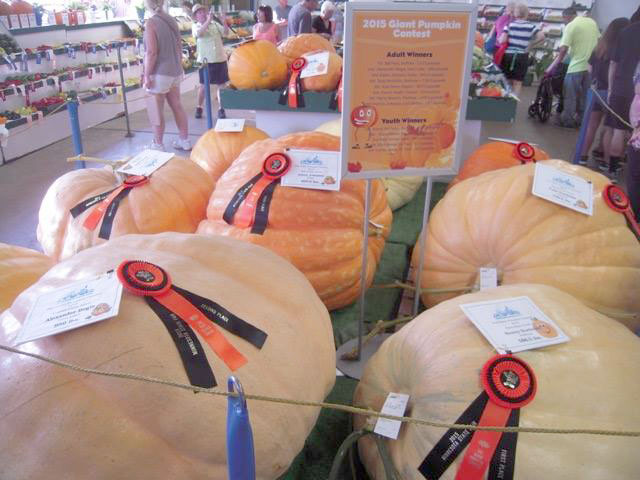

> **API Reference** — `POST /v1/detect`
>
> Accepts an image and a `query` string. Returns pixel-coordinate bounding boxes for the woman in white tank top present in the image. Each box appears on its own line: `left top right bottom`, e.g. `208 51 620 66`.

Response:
142 0 191 151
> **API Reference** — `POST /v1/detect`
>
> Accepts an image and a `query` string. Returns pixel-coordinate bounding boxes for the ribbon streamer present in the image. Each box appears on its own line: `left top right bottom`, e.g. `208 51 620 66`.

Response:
279 57 306 108
223 153 291 234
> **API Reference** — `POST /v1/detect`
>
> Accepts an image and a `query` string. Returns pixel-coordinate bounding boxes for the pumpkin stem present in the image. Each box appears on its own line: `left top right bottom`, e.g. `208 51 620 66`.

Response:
340 316 413 361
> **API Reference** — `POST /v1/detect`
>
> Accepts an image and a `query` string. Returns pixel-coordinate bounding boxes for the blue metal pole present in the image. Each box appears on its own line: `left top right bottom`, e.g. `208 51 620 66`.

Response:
573 88 595 165
227 376 256 480
68 100 85 169
203 60 213 130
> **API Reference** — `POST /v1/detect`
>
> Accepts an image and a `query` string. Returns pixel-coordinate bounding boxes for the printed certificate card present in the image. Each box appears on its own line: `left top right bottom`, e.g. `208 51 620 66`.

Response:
16 271 123 345
532 162 593 215
281 149 341 191
459 296 569 354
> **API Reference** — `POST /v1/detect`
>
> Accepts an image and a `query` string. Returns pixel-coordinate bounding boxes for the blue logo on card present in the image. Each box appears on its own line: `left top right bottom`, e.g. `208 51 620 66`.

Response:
301 155 322 166
553 176 574 188
59 286 94 303
493 306 520 319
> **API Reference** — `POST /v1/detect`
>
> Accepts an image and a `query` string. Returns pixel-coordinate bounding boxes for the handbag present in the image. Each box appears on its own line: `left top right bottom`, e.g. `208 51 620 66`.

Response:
493 38 508 66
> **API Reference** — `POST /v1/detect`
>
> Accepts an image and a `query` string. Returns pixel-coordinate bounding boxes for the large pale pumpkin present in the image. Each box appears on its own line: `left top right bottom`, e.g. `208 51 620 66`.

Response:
0 243 53 312
0 232 335 479
449 140 550 189
197 131 392 310
314 119 424 210
412 160 640 329
278 33 336 67
37 158 213 261
190 126 270 183
354 284 640 479
301 51 342 92
228 40 288 90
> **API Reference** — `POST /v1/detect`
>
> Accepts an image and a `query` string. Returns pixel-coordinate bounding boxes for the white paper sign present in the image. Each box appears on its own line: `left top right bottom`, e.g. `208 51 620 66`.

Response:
214 118 246 132
281 149 341 191
15 271 123 346
116 150 174 177
374 392 410 440
532 163 593 216
460 296 569 354
300 51 331 79
479 268 498 290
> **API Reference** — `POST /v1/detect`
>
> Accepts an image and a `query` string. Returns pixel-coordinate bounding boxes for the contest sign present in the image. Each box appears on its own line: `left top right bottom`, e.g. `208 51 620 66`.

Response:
341 2 476 178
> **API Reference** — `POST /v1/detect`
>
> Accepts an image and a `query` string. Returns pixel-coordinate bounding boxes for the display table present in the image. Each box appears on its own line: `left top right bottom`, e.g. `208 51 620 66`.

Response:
220 88 518 160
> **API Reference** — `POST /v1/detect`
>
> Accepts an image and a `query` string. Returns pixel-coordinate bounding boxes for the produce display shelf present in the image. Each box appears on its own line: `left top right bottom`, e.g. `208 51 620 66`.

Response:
7 20 130 36
220 88 517 122
0 39 138 65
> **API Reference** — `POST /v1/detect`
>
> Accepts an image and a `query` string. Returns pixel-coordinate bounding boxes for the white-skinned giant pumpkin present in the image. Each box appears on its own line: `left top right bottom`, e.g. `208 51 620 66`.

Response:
354 284 640 479
0 233 336 479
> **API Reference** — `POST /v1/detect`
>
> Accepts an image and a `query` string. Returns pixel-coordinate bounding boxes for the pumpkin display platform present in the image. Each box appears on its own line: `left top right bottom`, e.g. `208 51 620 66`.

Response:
0 233 336 479
354 284 640 479
413 160 640 329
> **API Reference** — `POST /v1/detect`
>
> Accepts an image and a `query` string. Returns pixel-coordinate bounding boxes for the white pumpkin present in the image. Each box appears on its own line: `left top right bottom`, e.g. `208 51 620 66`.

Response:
354 284 640 479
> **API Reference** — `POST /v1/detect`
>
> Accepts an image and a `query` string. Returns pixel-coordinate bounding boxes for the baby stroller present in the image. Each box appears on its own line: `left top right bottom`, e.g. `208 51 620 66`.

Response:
528 63 567 123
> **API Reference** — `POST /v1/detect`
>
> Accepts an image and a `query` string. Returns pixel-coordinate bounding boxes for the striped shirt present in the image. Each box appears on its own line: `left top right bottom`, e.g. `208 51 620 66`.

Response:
506 19 540 53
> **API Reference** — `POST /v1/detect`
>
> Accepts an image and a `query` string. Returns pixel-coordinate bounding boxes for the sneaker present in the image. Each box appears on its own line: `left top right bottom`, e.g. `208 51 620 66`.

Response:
172 137 192 151
217 108 226 119
592 149 604 159
148 141 165 151
597 160 609 172
578 156 588 166
195 107 203 119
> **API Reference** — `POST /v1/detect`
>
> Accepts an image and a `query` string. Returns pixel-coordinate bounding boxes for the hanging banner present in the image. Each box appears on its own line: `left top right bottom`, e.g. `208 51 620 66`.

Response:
341 1 476 178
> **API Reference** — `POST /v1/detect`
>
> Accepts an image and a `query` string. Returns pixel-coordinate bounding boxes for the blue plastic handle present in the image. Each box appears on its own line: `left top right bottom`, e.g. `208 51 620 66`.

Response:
227 376 256 480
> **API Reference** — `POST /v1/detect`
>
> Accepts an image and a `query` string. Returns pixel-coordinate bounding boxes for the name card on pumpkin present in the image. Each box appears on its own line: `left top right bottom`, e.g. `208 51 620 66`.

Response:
281 149 341 191
479 267 498 290
215 118 245 132
15 271 123 346
374 392 410 440
532 163 593 216
117 150 174 177
460 296 569 354
300 51 330 79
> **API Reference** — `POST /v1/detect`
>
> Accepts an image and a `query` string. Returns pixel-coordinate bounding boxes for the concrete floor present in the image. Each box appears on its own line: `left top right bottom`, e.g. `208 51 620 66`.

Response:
0 86 581 250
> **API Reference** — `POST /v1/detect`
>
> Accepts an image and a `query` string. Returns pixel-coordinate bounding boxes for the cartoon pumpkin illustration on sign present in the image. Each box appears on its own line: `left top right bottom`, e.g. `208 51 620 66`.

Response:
351 103 378 149
532 317 558 338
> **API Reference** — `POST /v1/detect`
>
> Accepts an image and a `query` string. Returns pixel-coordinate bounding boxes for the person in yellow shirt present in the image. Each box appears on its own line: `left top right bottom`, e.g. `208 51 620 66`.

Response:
545 7 600 128
192 3 229 119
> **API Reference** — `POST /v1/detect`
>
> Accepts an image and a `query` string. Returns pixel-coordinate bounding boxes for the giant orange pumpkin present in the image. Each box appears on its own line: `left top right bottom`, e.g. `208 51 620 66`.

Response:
228 40 288 90
412 160 640 329
449 140 550 188
354 284 640 479
190 126 270 183
301 51 342 92
0 243 53 312
278 33 336 67
37 157 213 261
197 131 392 310
0 232 335 479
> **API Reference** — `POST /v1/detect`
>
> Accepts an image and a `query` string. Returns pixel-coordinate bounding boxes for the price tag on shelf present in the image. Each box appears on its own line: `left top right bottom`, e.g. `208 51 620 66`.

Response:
214 118 245 132
15 271 123 346
300 51 330 79
281 149 341 191
460 296 569 354
532 163 593 216
479 267 498 290
116 149 174 177
374 392 410 440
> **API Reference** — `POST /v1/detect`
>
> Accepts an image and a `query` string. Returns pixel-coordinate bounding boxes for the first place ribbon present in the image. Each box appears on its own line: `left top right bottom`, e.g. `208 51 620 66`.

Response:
279 57 306 109
419 354 536 480
117 260 266 380
603 184 640 242
69 175 149 240
512 142 536 163
223 153 291 235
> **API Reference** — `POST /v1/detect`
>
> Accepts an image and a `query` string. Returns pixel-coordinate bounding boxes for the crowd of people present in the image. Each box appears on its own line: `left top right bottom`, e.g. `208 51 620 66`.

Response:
139 0 341 152
488 1 640 219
